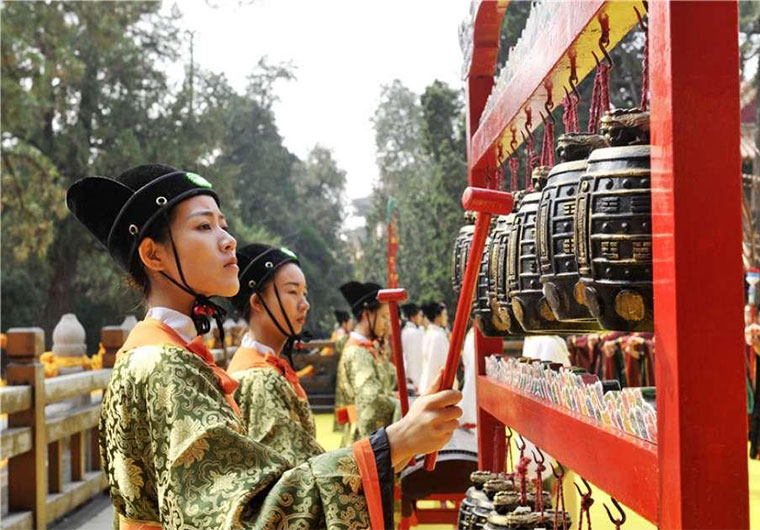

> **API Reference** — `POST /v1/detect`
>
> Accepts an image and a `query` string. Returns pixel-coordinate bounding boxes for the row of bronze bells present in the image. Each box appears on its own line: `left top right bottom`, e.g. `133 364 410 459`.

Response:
458 471 570 530
452 108 653 335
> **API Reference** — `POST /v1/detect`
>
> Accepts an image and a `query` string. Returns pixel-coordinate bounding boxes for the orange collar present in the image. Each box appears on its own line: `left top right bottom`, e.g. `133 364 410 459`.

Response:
228 345 307 399
345 336 382 362
120 318 240 416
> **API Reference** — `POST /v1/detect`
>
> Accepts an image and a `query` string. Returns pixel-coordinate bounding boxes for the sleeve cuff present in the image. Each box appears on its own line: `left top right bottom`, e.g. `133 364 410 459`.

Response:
369 427 394 529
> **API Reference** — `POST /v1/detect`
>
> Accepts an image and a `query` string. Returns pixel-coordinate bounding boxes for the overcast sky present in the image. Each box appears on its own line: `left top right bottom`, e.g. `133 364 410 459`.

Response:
168 0 468 214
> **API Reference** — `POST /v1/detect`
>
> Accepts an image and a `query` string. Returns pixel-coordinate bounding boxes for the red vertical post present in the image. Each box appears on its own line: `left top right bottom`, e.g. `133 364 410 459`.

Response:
650 2 748 527
475 327 506 472
466 2 506 474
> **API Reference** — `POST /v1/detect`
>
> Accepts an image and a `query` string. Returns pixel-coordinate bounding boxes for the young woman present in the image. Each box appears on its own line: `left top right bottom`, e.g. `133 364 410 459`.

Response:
334 281 402 447
67 164 462 530
226 243 324 466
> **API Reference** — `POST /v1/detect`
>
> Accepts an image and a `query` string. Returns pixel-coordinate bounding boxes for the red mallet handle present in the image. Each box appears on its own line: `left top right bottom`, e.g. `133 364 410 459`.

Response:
424 188 512 471
377 288 410 417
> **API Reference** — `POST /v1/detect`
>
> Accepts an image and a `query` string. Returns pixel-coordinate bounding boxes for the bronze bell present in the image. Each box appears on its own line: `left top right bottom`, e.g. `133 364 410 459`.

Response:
508 173 601 333
537 158 603 326
459 471 497 530
452 212 476 297
471 478 514 530
473 215 524 336
574 109 653 332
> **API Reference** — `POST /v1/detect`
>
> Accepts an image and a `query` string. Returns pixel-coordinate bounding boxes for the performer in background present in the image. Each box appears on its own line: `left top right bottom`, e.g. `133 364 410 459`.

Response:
67 164 461 530
226 243 325 466
323 309 353 356
401 302 424 393
419 301 449 394
335 281 402 446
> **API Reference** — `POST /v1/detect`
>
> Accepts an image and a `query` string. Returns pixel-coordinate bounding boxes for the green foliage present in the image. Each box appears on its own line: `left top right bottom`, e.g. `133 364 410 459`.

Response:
356 79 467 310
1 2 353 344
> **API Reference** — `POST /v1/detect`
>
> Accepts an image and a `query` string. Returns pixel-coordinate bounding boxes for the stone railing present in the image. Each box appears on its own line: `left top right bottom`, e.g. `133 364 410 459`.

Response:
0 325 127 529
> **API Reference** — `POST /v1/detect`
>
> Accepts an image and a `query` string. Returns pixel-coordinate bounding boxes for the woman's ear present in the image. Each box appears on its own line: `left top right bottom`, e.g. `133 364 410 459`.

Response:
249 292 262 314
137 237 166 273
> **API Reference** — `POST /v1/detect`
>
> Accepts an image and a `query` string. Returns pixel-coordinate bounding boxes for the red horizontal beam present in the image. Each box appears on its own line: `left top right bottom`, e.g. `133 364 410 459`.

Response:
477 376 658 522
469 0 643 171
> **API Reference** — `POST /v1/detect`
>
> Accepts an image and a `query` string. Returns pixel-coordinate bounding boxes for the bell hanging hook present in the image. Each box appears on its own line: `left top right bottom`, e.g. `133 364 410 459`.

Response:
597 13 614 69
568 51 581 103
574 477 593 499
633 5 647 31
603 497 627 529
551 461 565 480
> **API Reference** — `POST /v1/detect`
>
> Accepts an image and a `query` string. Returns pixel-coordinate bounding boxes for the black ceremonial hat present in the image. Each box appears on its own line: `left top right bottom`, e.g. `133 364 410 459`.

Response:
339 281 383 313
66 164 219 271
231 243 300 312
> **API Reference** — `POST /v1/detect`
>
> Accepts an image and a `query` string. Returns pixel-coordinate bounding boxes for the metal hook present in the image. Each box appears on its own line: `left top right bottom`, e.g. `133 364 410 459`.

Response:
574 477 593 498
510 126 518 152
541 83 556 124
597 13 613 69
633 5 647 31
599 40 614 69
544 103 556 124
568 76 581 105
567 51 581 103
515 434 527 451
522 109 535 145
551 461 565 479
603 497 627 527
530 447 545 465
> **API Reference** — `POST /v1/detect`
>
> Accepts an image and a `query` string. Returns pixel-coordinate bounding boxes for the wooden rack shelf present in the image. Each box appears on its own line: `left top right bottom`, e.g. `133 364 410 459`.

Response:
477 376 657 520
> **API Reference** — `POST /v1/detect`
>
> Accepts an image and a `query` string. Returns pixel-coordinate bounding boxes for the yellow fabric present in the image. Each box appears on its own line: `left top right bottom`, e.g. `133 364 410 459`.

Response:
39 347 105 378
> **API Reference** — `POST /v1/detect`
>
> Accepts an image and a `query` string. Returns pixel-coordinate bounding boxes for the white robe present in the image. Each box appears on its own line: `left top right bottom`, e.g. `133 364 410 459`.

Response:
521 335 571 365
401 321 424 390
459 327 478 427
419 323 449 394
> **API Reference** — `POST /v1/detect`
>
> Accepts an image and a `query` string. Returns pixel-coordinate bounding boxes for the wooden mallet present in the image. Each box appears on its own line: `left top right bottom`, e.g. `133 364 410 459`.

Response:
423 187 513 471
377 288 410 416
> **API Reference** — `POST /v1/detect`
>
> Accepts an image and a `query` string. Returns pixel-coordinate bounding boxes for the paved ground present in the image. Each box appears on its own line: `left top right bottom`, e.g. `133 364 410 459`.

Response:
49 493 113 530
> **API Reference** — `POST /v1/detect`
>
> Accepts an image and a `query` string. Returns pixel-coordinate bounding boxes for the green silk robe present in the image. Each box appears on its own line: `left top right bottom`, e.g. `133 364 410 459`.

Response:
335 336 400 447
228 345 324 466
100 319 389 530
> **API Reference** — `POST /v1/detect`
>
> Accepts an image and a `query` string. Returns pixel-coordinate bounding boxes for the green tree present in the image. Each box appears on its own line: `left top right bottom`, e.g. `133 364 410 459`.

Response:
357 80 467 311
1 3 354 344
2 1 185 344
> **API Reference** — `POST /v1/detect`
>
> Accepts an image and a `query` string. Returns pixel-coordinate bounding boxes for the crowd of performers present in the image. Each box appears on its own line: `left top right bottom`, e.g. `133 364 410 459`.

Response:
67 164 464 530
62 163 691 529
